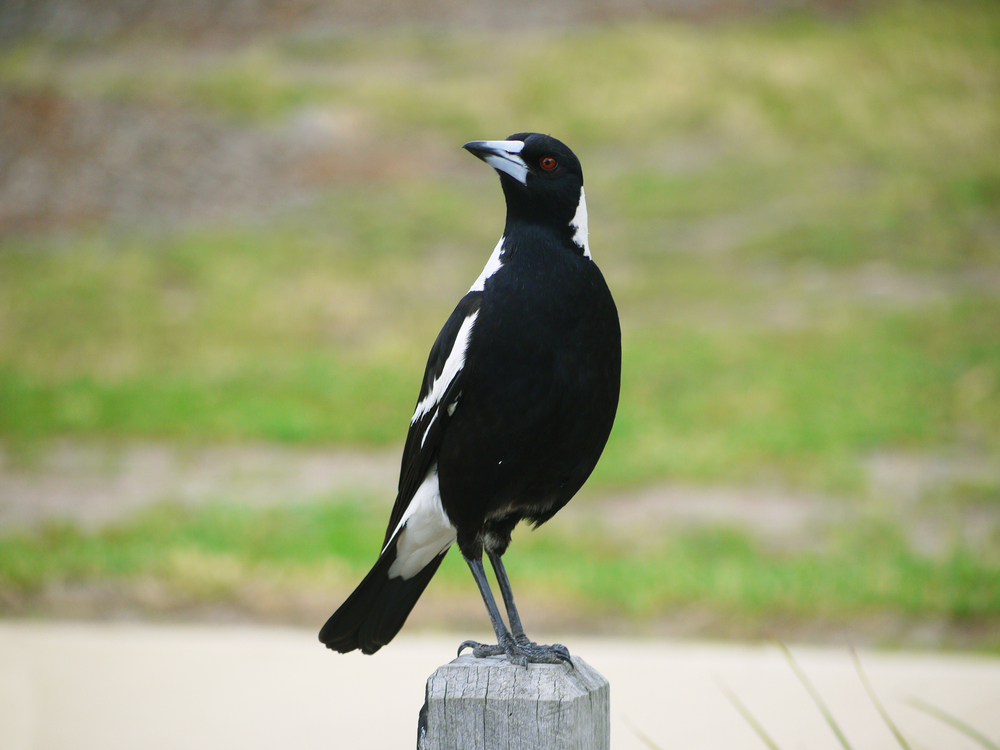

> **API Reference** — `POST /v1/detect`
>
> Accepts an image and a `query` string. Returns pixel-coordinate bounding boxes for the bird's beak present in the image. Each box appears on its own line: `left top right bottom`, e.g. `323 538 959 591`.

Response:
463 140 529 185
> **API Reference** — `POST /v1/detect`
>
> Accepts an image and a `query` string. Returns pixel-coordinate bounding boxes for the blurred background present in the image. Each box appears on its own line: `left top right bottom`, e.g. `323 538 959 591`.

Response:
1 0 998 653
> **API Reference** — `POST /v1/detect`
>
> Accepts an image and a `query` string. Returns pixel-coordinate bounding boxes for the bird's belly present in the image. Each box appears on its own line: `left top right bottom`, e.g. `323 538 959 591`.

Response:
437 356 617 529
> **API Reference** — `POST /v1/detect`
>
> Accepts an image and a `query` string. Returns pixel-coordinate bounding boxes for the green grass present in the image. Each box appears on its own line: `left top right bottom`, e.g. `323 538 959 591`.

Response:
0 500 384 591
0 188 490 446
1 2 999 629
602 301 1000 489
2 498 998 638
508 518 1000 625
2 3 996 491
3 2 998 454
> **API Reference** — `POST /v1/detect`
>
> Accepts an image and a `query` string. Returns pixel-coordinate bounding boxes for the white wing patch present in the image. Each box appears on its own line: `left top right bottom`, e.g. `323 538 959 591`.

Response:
386 465 456 580
570 186 591 259
411 310 479 425
419 409 438 448
469 236 505 293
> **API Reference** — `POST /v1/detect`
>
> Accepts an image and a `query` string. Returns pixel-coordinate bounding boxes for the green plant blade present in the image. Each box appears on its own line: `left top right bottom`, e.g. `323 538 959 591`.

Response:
776 641 854 750
622 717 665 750
906 698 1000 750
717 677 783 750
850 647 912 750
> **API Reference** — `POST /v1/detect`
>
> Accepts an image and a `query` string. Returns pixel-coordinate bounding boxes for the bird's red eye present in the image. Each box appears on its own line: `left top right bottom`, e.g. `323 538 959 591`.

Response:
539 156 557 171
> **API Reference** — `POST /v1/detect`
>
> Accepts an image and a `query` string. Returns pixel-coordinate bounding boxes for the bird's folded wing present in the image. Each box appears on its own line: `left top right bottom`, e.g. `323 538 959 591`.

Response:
381 293 483 549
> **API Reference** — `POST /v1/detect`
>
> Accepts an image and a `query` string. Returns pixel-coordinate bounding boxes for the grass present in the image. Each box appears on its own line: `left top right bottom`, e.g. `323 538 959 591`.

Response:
515 518 1000 622
1 497 998 640
2 3 997 491
1 1 999 630
0 500 385 591
703 644 1000 750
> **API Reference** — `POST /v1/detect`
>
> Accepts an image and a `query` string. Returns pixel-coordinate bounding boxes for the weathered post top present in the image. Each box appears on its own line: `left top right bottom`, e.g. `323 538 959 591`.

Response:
417 653 610 750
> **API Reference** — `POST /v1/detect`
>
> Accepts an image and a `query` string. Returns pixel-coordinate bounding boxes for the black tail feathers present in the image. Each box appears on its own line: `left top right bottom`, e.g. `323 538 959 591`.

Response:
319 542 447 655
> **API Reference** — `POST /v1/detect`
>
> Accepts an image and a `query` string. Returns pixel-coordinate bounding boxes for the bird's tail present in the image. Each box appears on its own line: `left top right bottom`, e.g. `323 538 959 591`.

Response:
319 537 448 655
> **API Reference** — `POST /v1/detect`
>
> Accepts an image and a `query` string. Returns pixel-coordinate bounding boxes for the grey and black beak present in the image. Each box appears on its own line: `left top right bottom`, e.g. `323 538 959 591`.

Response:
463 139 528 185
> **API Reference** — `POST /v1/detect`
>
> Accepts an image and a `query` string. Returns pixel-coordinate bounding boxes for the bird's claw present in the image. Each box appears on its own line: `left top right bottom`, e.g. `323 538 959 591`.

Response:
458 636 572 668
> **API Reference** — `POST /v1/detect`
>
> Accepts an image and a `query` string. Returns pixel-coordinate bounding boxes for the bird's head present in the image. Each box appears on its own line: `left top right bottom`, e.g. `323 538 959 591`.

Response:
463 133 590 258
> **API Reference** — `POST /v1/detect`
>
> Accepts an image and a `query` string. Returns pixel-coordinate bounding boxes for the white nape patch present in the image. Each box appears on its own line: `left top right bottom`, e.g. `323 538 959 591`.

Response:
469 236 505 293
411 310 479 425
386 466 456 580
570 186 591 259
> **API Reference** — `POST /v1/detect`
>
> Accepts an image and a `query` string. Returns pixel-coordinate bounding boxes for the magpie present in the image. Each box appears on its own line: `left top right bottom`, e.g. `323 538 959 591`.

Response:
319 133 621 666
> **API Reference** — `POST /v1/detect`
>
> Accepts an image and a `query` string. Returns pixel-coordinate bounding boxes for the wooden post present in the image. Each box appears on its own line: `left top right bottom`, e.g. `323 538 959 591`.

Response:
417 653 610 750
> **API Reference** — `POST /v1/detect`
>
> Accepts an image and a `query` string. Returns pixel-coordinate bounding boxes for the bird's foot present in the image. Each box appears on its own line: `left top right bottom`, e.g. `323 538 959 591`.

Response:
458 634 572 667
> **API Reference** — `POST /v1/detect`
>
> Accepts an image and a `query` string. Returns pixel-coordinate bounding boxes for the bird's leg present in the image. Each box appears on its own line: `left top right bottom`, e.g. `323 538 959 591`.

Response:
457 555 520 662
457 555 570 667
486 550 527 639
488 550 571 665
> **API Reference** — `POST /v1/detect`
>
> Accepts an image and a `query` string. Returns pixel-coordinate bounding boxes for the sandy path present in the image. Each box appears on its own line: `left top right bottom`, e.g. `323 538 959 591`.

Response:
1 622 998 750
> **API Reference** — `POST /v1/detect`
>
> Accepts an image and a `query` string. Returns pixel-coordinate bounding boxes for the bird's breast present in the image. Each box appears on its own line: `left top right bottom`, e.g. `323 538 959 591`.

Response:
435 250 620 528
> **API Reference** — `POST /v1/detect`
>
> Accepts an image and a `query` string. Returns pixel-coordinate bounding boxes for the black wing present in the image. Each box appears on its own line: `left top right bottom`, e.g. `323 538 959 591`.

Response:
380 292 483 549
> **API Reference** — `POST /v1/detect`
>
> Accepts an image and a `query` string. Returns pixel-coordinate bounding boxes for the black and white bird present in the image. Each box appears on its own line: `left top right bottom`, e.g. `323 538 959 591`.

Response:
319 133 621 665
